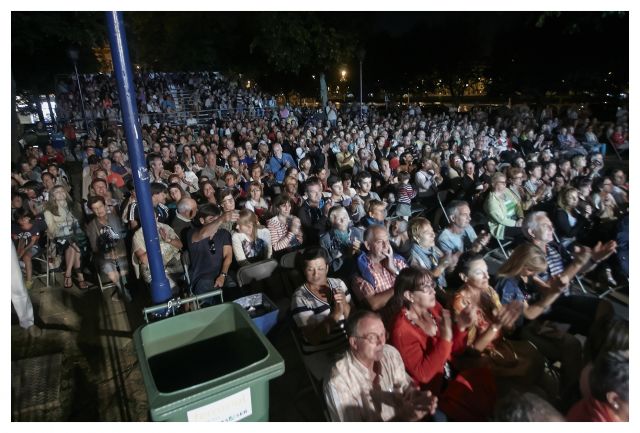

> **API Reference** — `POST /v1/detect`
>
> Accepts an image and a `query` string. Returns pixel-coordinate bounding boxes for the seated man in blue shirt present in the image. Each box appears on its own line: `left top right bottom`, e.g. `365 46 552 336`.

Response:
437 200 490 255
268 143 296 184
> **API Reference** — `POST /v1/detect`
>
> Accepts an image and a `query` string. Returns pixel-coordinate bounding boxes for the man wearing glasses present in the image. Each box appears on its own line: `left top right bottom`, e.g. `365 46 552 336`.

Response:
324 310 438 421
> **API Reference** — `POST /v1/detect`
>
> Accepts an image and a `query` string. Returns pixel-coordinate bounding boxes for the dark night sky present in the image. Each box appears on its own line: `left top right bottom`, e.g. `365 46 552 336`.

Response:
12 11 629 96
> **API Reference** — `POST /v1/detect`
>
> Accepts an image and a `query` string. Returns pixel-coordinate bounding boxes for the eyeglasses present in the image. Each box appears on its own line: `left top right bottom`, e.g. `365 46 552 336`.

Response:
414 282 435 294
354 332 387 345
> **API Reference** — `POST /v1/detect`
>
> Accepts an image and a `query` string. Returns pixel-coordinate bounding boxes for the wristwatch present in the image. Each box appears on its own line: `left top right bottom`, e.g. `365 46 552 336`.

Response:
220 272 228 277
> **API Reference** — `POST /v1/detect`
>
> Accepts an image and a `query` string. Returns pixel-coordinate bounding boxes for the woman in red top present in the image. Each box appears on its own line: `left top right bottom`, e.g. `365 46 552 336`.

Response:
388 267 497 421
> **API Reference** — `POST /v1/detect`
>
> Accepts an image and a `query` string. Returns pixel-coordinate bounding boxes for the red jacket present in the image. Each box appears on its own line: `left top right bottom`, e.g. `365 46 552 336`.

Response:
390 303 467 390
389 302 496 421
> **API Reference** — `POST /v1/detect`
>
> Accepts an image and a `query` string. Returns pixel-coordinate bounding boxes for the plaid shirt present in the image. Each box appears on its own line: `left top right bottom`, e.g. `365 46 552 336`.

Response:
353 255 407 298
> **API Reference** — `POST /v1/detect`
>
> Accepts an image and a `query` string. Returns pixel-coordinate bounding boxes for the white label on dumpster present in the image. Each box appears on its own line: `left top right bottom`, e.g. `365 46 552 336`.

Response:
187 388 252 422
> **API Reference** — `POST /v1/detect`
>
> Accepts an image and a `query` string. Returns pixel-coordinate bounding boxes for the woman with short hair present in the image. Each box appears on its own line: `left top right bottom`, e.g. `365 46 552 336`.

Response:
388 267 496 421
319 206 363 280
483 172 524 240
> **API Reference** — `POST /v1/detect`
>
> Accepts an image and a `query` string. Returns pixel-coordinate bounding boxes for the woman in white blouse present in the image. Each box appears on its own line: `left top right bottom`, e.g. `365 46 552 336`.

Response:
231 210 272 266
44 186 88 289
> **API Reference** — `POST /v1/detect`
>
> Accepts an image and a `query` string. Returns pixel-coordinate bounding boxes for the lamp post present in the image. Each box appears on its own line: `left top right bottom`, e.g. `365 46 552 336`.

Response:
68 48 89 133
106 11 173 304
357 48 366 117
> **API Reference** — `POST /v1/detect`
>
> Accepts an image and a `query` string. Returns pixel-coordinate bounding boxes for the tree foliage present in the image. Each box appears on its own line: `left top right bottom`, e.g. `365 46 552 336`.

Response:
251 12 357 76
12 12 105 93
250 12 358 104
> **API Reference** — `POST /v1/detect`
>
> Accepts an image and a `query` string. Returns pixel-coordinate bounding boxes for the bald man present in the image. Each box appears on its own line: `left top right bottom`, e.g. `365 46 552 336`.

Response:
171 197 197 244
352 225 407 312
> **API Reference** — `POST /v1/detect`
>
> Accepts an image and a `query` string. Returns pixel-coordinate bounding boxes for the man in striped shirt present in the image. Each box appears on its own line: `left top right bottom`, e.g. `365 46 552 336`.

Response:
522 211 615 335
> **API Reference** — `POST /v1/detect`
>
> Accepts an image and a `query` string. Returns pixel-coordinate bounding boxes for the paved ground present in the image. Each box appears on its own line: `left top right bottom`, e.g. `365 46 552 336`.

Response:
11 274 326 421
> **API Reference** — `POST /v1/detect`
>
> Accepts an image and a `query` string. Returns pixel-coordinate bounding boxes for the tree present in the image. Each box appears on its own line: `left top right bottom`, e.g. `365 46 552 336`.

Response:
12 12 105 94
251 12 357 107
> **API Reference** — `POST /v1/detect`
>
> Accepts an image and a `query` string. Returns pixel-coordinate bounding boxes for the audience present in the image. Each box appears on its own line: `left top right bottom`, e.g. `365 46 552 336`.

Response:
14 76 630 422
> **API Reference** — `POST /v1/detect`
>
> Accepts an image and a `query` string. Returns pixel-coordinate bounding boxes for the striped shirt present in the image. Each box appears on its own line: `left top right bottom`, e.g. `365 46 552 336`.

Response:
267 216 303 251
539 243 565 281
291 278 351 348
396 183 416 205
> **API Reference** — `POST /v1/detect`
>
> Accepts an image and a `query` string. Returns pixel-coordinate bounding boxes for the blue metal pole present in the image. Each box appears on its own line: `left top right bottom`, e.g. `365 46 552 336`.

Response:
105 11 172 304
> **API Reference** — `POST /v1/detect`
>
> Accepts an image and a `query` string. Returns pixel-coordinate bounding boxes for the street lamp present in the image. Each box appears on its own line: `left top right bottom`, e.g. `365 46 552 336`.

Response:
357 48 366 117
68 48 89 133
340 69 347 81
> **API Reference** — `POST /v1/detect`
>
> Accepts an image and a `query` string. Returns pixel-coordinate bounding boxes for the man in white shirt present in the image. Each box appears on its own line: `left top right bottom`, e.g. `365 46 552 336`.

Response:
324 310 437 421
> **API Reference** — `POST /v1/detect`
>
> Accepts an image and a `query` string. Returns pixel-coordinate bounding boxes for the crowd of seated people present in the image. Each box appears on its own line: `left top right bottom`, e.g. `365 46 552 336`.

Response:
12 83 629 422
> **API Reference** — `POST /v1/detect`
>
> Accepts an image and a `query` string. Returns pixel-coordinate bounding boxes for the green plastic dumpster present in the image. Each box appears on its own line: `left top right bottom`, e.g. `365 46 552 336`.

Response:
133 303 285 421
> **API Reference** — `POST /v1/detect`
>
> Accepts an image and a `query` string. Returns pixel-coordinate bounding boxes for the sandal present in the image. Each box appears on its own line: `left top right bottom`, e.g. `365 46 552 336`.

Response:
64 274 73 289
75 272 89 291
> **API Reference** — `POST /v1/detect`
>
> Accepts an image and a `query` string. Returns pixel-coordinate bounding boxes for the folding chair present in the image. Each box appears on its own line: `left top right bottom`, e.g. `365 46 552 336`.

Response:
236 259 279 288
496 237 513 259
483 235 513 260
279 250 305 298
97 272 117 292
279 249 302 270
288 317 337 422
32 237 57 288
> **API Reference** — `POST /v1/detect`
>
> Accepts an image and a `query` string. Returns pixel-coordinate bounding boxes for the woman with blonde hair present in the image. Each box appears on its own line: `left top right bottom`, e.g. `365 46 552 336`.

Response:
44 185 89 289
231 209 272 266
452 252 552 397
494 243 582 395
